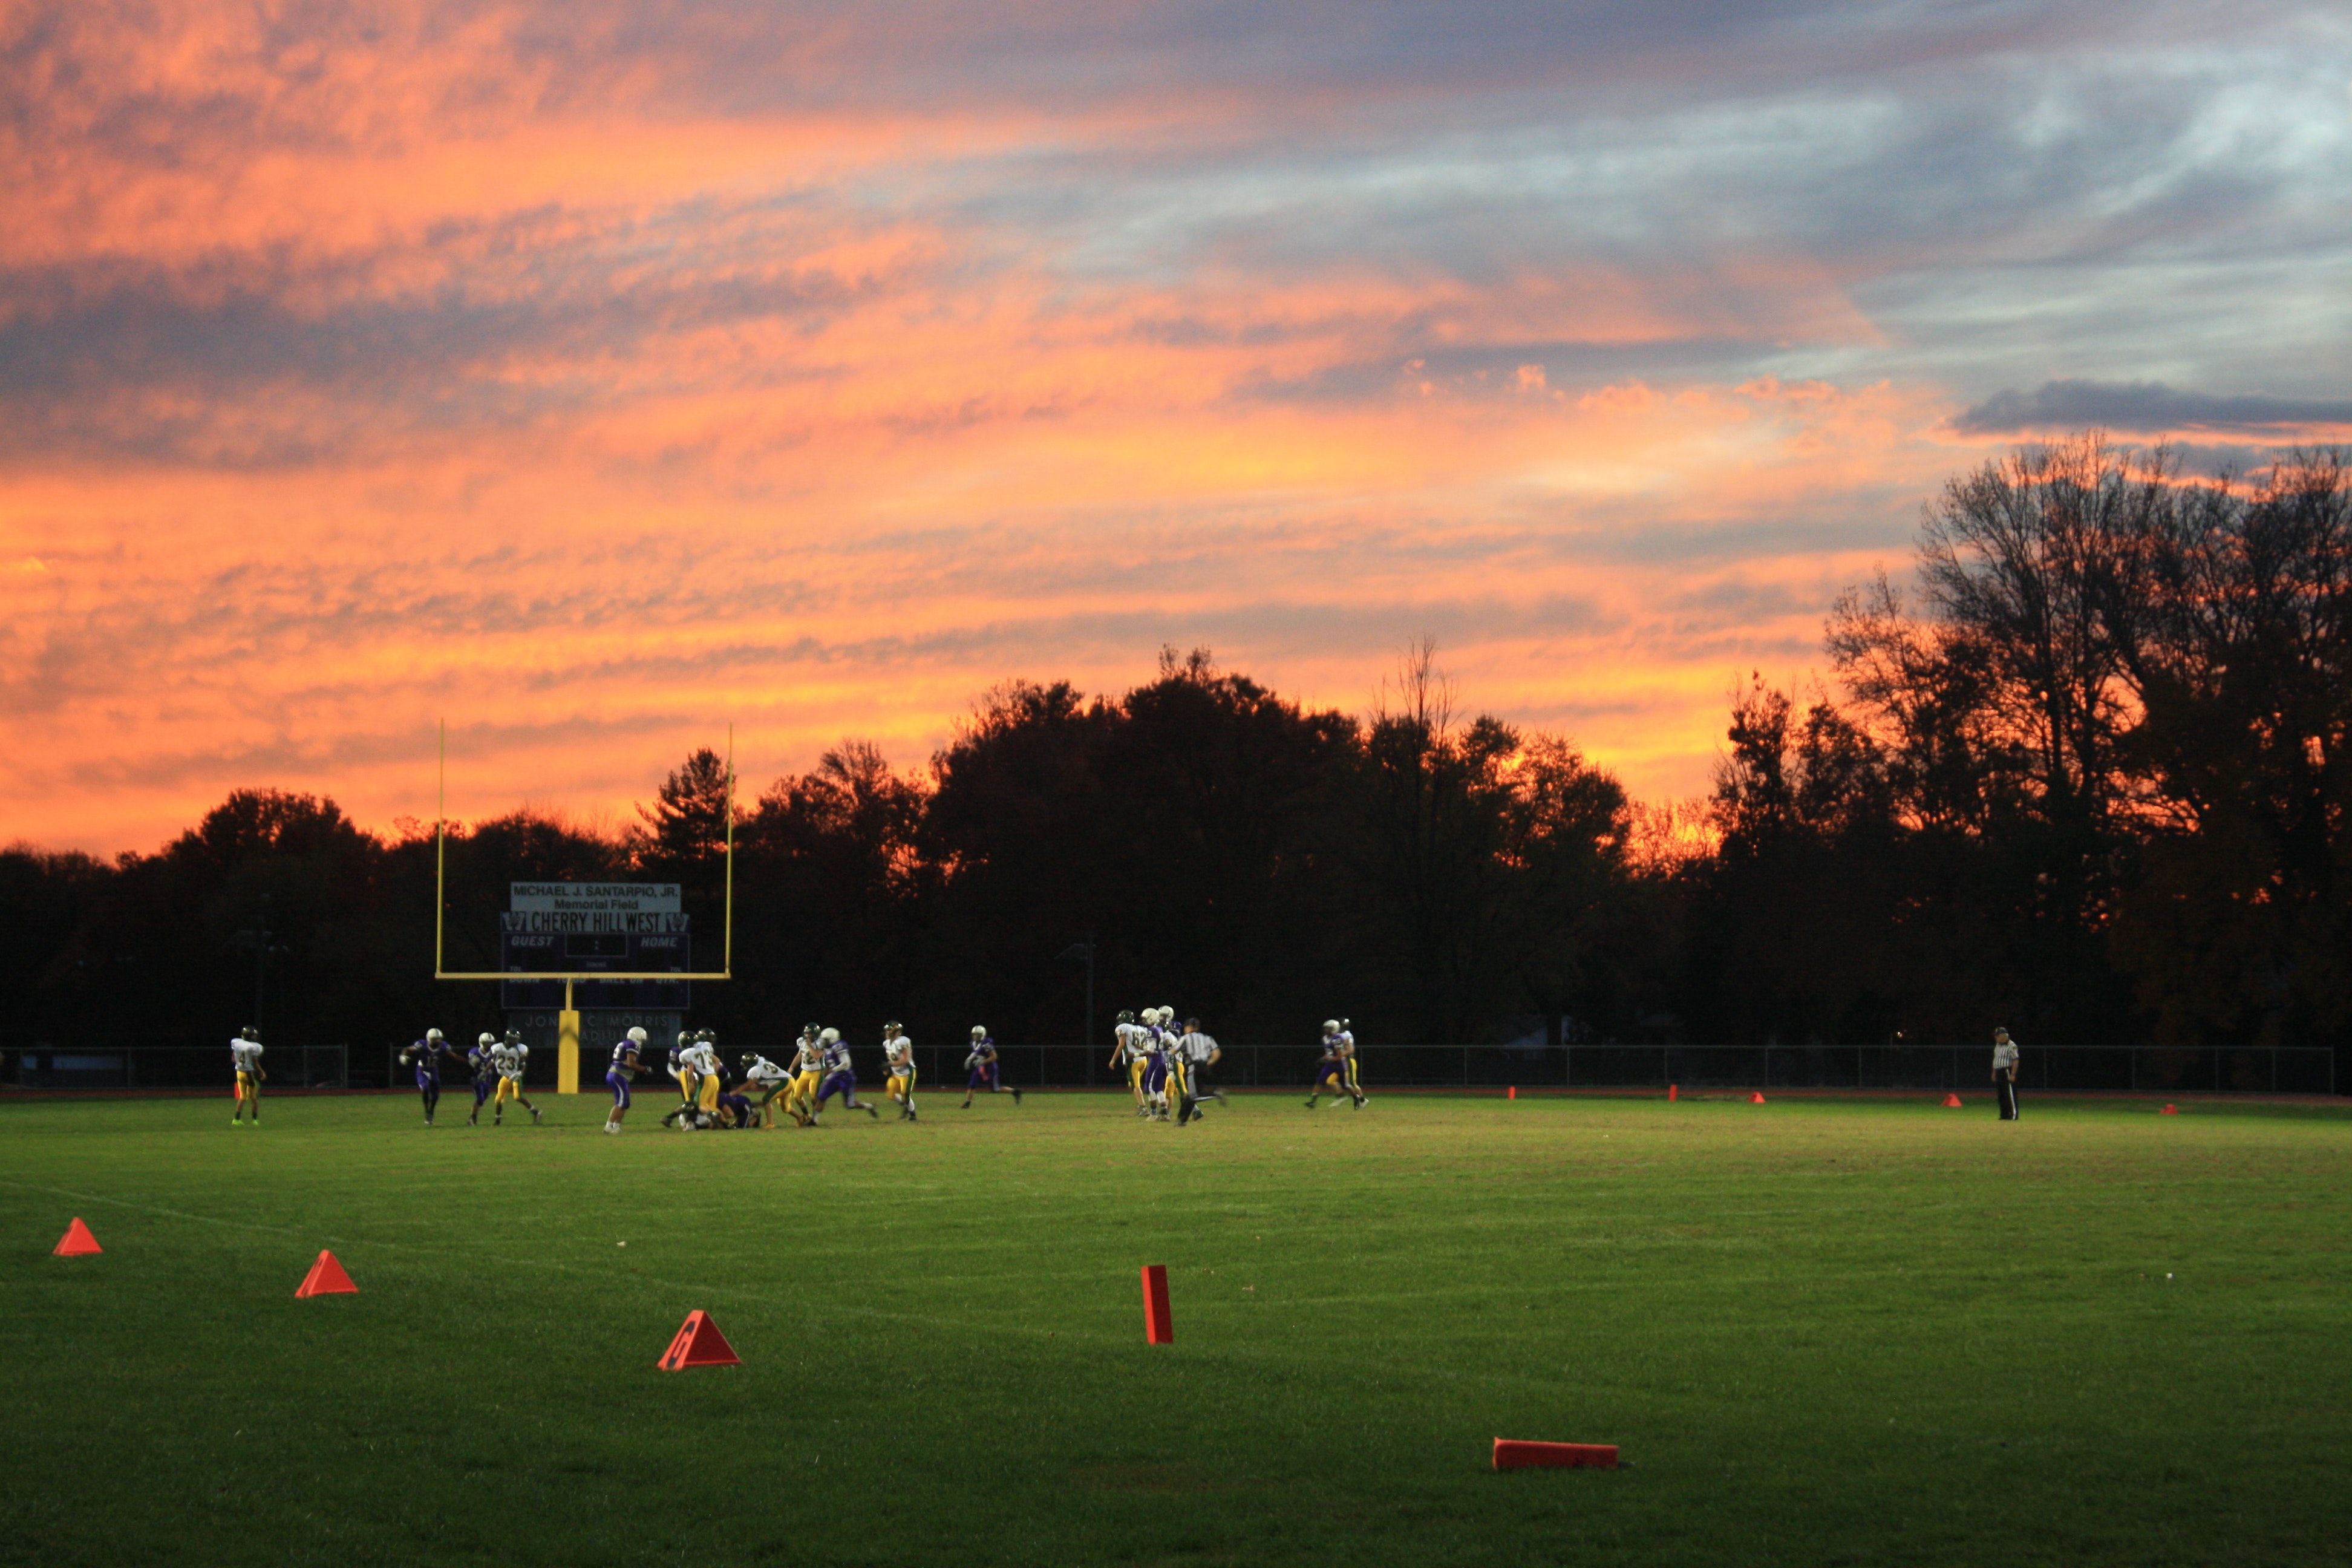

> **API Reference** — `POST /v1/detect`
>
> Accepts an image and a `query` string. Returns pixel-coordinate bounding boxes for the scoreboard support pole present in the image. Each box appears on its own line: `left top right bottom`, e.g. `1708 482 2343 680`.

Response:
558 978 581 1095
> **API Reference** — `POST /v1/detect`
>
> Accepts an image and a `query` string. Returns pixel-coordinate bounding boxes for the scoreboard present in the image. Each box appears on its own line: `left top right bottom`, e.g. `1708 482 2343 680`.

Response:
499 930 692 1010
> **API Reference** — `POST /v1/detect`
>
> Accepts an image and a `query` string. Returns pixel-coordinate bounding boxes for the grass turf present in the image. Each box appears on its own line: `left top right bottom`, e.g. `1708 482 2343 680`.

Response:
2 1089 2348 1567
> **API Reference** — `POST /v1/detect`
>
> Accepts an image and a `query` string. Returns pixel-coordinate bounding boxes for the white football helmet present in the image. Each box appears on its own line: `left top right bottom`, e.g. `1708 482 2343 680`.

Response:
478 1032 495 1046
820 1027 841 1044
971 1025 987 1040
626 1026 648 1042
1322 1019 1340 1036
425 1028 443 1041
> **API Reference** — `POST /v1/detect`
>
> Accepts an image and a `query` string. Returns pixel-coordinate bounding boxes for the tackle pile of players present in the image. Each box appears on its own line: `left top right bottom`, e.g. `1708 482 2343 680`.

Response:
373 1012 1364 1131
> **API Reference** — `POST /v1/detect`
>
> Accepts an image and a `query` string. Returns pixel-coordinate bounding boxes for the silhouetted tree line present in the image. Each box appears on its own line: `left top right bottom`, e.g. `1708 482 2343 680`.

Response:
4 439 2344 1068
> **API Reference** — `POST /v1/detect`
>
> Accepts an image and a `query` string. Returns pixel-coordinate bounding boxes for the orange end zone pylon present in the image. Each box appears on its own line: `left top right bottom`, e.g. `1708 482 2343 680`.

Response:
1494 1439 1618 1471
1141 1264 1174 1344
295 1250 358 1297
53 1218 102 1256
658 1310 740 1370
1667 1083 1677 1102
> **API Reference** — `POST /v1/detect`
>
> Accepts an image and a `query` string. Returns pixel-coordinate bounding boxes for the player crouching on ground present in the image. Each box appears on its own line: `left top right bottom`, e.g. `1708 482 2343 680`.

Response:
959 1026 1022 1108
604 1026 646 1133
740 1049 792 1128
883 1022 920 1121
812 1028 877 1122
1307 1019 1367 1109
230 1026 266 1126
492 1028 543 1125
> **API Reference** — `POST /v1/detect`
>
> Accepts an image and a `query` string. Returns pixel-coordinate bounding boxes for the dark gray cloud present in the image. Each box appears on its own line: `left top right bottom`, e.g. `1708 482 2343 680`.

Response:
1954 379 2352 436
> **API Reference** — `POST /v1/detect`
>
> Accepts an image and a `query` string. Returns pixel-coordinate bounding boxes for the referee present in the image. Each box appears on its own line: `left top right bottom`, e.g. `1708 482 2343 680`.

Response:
1992 1027 2020 1120
1175 1017 1223 1124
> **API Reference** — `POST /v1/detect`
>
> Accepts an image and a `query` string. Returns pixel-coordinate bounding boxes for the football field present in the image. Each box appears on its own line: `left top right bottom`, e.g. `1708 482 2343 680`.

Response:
4 1089 2348 1567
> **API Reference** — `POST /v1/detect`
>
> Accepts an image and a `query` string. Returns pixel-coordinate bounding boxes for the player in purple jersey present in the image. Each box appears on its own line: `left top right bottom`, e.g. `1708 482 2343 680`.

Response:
1305 1019 1365 1108
958 1027 1024 1109
812 1028 880 1121
604 1026 647 1134
464 1032 500 1125
399 1028 465 1125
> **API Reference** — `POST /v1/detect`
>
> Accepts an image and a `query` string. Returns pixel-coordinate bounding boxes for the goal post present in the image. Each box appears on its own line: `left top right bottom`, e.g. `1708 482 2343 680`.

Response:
433 720 736 1092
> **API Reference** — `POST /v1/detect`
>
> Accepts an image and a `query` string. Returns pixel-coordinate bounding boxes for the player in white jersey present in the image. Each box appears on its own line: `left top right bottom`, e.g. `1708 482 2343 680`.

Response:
1174 1016 1222 1125
229 1027 266 1126
1306 1018 1367 1108
784 1025 825 1126
1109 1010 1149 1117
675 1031 725 1130
740 1050 791 1128
882 1022 919 1122
491 1029 543 1125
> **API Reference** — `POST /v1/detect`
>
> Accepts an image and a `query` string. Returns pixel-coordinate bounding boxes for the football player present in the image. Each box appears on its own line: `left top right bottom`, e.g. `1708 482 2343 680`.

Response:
785 1025 825 1126
229 1026 266 1126
465 1031 500 1126
399 1028 465 1125
1140 1008 1173 1122
1336 1019 1367 1106
882 1021 919 1122
959 1026 1022 1109
740 1049 791 1128
1109 1010 1148 1117
491 1029 543 1125
812 1027 879 1120
678 1030 725 1129
661 1030 697 1129
604 1025 647 1133
1305 1019 1365 1108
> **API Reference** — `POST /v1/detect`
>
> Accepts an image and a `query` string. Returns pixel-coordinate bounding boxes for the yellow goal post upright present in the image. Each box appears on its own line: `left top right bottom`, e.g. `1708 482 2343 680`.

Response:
433 720 735 1093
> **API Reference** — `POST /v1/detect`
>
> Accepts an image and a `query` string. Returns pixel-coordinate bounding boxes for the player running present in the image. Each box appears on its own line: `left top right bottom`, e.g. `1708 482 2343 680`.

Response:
1110 1010 1149 1117
1174 1016 1222 1125
229 1026 266 1126
1305 1019 1367 1109
883 1022 920 1122
959 1027 1023 1109
604 1025 647 1133
812 1028 878 1122
465 1031 500 1126
785 1025 826 1126
399 1028 465 1125
491 1029 543 1125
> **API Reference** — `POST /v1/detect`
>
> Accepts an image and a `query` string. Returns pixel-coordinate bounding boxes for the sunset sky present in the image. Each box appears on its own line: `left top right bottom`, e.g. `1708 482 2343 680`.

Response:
5 1 2348 854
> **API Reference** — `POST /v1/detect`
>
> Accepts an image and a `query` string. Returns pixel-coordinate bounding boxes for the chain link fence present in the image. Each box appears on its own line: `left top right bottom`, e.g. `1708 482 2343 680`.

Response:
5 1041 2334 1096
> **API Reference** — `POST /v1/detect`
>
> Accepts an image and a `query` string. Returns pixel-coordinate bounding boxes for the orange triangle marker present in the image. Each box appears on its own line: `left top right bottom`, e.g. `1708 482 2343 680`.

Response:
295 1250 358 1297
657 1310 740 1370
53 1217 102 1256
2160 1103 2180 1115
1749 1090 1767 1104
1494 1437 1619 1470
1942 1093 1964 1108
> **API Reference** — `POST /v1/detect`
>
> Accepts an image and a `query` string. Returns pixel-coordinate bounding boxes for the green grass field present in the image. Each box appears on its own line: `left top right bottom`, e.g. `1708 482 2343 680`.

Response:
4 1088 2348 1567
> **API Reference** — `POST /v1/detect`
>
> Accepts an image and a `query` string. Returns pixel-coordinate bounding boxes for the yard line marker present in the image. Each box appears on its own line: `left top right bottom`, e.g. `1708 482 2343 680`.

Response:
658 1310 740 1370
296 1250 358 1297
53 1217 102 1255
1141 1264 1174 1344
1494 1439 1618 1470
